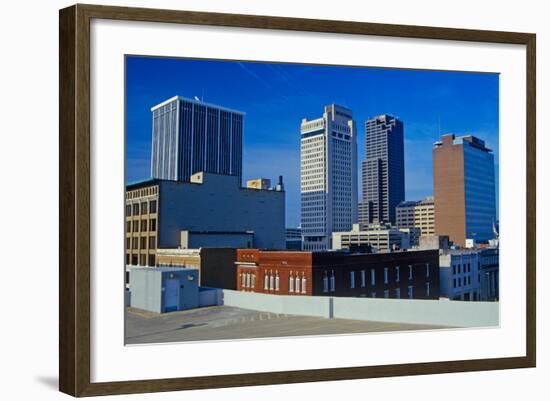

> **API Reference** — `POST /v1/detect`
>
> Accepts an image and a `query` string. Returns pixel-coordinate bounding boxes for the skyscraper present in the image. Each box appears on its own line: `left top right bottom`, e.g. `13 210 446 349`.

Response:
300 104 358 251
360 114 405 226
150 96 244 182
433 134 496 246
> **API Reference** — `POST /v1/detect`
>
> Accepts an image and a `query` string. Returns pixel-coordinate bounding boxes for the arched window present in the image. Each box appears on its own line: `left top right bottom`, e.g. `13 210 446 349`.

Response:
251 274 255 289
275 271 280 291
245 272 250 288
264 273 269 290
330 270 335 292
323 271 328 293
295 273 301 294
301 274 307 294
289 271 294 293
241 272 245 289
269 270 274 290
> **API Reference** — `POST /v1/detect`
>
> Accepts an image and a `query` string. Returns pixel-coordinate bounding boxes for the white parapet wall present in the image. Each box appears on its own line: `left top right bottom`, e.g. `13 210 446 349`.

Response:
221 290 332 319
220 289 499 328
332 297 499 327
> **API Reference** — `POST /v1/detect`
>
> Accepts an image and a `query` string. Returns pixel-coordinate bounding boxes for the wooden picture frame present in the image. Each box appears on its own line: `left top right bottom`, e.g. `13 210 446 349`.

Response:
59 3 536 397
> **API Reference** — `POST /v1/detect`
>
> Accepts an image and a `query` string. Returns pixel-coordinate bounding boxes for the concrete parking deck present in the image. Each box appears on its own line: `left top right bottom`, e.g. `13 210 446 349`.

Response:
125 305 448 344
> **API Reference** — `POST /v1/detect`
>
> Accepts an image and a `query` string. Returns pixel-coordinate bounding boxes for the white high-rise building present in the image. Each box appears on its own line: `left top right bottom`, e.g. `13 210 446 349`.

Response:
300 104 357 251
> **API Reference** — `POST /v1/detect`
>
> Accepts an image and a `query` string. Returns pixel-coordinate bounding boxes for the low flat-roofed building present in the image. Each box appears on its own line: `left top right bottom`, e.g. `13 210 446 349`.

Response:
155 247 238 290
235 249 440 300
332 223 410 252
396 196 435 237
125 172 285 267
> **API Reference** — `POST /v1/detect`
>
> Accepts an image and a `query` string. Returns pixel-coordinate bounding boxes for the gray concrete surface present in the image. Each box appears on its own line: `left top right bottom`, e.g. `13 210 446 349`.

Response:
125 305 448 344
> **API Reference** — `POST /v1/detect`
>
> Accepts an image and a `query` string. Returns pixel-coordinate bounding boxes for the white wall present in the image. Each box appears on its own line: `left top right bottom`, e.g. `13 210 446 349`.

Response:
0 1 547 401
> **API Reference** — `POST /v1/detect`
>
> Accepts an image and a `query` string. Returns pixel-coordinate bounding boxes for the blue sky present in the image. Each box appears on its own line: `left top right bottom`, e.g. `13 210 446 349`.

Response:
126 56 499 227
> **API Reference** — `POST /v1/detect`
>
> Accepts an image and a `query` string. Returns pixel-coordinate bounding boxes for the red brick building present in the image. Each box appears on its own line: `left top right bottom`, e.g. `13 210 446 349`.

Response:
236 249 440 299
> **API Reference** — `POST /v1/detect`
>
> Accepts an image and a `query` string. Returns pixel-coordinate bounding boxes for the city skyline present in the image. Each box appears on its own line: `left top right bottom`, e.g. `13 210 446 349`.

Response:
126 56 500 227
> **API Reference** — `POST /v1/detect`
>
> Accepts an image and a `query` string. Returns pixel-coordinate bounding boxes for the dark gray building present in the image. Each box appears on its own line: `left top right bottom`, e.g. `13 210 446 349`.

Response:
150 96 244 183
360 114 405 226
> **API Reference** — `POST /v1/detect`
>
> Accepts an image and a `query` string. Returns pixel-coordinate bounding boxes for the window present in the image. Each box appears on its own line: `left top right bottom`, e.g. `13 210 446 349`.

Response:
360 270 366 287
141 202 148 214
453 278 456 288
370 292 376 298
295 274 301 293
126 237 130 249
458 277 462 287
384 289 389 298
426 282 430 297
289 272 294 292
322 271 328 293
140 237 147 249
370 269 375 286
395 266 400 282
395 288 401 298
150 219 156 231
330 270 335 292
269 272 274 290
133 204 139 215
150 200 157 213
453 265 456 275
350 271 356 289
384 267 389 284
149 236 156 249
251 274 255 289
264 273 269 290
132 238 138 249
301 275 307 294
458 264 461 274
241 273 246 288
426 263 430 278
132 221 139 232
126 221 131 233
125 205 132 216
275 272 280 291
246 272 251 288
408 265 413 280
140 219 148 232
407 285 414 299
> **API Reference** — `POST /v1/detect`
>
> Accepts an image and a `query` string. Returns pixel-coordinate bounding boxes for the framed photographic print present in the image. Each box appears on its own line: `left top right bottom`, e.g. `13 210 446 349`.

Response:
59 3 536 397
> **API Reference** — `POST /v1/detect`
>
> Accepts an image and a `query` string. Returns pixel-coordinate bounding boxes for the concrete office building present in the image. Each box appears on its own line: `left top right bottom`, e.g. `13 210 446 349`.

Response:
235 249 439 300
125 172 285 266
332 223 411 252
439 249 481 301
300 104 358 251
433 134 497 246
150 96 244 183
361 114 405 226
396 196 435 237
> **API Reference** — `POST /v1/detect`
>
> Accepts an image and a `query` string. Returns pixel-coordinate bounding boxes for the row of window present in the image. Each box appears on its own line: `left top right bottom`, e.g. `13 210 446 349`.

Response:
323 264 431 292
125 199 157 216
126 218 157 233
126 236 156 250
239 271 308 294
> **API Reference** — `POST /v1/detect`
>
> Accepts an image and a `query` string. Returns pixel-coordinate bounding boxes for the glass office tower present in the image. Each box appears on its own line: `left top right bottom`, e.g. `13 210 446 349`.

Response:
150 96 244 182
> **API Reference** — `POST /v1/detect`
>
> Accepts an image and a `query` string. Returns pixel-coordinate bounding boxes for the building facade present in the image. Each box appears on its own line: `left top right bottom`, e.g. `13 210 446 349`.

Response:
361 114 405 226
155 247 238 290
150 96 244 183
300 104 358 251
396 196 435 237
332 223 411 252
433 134 497 246
439 249 481 301
285 227 302 250
479 247 499 301
235 249 440 299
125 172 285 266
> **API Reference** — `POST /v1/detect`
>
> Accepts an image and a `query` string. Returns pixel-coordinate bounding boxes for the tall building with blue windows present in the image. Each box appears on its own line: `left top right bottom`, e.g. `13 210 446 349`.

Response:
150 96 244 182
433 134 497 246
360 114 405 226
300 104 358 251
